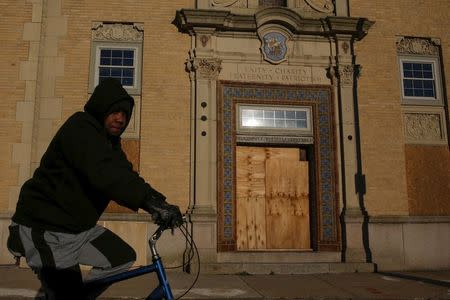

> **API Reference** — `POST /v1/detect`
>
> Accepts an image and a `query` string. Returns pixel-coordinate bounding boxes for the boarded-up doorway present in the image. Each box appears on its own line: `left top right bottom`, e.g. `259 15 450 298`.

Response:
236 146 310 250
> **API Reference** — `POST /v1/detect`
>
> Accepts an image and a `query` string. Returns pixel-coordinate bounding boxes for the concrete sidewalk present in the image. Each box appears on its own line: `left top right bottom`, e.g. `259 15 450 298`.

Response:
0 265 449 299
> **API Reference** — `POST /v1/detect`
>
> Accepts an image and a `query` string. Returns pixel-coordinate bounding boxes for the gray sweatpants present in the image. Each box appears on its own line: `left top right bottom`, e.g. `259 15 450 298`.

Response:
8 222 136 282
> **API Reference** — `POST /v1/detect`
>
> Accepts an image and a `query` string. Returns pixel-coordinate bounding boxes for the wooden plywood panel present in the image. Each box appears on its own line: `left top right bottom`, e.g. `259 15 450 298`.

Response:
264 147 300 161
236 146 267 250
236 146 310 250
265 153 310 249
121 139 140 172
106 139 140 213
405 145 450 216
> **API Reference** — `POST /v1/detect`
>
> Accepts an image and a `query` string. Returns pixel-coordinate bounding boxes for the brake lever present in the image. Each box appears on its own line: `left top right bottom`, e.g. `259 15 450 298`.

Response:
152 225 165 241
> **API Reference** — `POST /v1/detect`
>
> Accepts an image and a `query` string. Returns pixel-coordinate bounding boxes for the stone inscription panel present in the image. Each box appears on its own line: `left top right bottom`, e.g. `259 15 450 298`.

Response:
220 63 329 85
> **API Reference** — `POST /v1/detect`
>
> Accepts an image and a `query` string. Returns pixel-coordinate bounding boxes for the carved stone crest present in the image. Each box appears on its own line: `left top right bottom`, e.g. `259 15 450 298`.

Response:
92 22 144 42
396 37 440 56
260 32 288 64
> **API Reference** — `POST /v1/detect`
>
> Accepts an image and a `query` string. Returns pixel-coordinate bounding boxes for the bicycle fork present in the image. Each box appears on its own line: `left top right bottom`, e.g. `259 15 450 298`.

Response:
147 258 174 300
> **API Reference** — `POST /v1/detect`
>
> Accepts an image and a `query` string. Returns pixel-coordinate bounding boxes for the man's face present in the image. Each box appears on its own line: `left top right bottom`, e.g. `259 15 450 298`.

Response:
104 111 127 136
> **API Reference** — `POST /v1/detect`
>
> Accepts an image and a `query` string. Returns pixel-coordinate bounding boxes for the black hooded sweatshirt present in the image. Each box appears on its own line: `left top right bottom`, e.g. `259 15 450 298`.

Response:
12 78 160 233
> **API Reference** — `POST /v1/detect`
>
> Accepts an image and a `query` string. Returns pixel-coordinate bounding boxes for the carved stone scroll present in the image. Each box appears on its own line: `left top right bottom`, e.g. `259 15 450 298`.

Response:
92 22 144 42
189 58 223 79
335 64 354 86
305 0 334 13
404 113 443 143
294 0 335 17
396 37 440 56
211 0 247 7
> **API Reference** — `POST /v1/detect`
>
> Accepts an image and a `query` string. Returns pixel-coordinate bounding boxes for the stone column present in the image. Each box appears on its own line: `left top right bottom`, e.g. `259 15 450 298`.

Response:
31 0 67 172
332 34 366 262
186 30 222 260
189 56 222 216
326 15 373 263
10 0 43 211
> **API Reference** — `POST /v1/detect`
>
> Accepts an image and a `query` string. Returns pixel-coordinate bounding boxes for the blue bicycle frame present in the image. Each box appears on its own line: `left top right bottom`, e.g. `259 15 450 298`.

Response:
83 225 174 300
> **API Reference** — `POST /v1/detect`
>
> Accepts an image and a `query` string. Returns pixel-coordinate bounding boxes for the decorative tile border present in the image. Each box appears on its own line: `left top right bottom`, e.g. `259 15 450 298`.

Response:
217 82 338 251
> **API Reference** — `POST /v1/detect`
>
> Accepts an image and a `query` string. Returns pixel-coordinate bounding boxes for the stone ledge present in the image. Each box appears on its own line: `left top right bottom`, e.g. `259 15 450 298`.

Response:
0 212 13 220
369 215 450 224
100 212 152 222
0 212 153 222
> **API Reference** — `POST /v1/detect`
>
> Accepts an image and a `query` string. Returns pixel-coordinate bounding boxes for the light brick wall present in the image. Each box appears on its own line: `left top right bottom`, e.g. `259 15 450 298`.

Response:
56 1 193 264
2 0 448 221
0 0 193 265
350 0 450 216
0 0 34 264
0 1 33 212
55 0 193 210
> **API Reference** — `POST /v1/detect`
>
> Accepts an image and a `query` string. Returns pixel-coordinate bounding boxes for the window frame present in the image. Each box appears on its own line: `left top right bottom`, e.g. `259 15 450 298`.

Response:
89 41 142 95
399 56 443 106
236 104 313 136
97 47 137 88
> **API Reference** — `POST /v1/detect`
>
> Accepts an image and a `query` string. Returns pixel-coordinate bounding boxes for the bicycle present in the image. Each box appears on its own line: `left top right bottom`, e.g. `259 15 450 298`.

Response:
83 218 199 300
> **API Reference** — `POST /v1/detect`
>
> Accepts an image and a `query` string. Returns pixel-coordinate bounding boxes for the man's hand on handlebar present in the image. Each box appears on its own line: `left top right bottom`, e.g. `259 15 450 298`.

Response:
141 191 183 229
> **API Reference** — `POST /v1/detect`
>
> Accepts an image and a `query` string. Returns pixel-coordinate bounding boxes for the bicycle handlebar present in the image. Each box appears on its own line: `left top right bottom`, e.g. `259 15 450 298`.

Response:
151 215 187 242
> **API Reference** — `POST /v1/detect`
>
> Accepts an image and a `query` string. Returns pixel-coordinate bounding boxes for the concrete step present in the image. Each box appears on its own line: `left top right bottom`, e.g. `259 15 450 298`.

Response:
201 262 375 274
217 251 341 263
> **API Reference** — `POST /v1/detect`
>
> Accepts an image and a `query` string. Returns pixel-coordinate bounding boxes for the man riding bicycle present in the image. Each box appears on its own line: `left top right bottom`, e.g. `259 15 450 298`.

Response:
7 78 183 299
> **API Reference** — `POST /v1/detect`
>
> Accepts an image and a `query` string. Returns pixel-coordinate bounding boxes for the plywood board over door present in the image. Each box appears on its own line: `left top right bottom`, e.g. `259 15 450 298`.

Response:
236 146 310 251
236 146 267 250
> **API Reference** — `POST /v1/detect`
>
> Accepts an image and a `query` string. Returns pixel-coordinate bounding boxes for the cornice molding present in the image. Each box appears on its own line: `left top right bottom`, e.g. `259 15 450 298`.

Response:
325 16 374 40
174 9 255 33
175 9 374 39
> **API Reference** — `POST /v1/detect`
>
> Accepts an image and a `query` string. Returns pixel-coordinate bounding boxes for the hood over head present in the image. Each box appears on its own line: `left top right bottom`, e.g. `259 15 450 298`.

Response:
84 78 134 133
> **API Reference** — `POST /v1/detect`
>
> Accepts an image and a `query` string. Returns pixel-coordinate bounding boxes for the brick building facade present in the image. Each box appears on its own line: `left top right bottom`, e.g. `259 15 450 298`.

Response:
0 0 448 272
